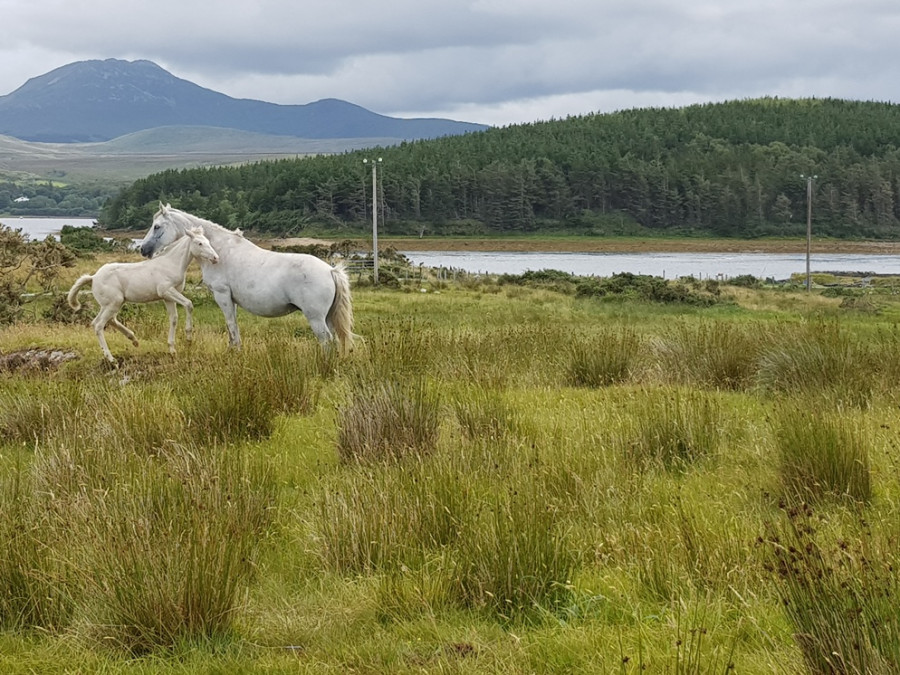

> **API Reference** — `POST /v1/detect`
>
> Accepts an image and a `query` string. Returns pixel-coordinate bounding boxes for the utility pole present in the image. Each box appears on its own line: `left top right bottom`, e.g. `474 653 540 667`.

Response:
801 174 816 291
364 158 382 285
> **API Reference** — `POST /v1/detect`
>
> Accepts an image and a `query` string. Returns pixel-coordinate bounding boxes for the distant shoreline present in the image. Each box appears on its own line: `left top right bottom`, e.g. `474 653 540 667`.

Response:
375 236 900 255
107 229 900 256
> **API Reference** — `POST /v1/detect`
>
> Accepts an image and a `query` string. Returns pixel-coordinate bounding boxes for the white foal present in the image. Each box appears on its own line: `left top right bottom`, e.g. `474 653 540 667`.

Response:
67 226 219 363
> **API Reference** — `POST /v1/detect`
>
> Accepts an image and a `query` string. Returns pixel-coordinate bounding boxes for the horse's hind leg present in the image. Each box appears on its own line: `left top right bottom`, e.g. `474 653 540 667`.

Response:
307 313 335 346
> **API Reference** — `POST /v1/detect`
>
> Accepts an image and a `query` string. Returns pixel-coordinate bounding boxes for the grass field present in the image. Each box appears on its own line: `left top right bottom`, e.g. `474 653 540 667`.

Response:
1 253 899 673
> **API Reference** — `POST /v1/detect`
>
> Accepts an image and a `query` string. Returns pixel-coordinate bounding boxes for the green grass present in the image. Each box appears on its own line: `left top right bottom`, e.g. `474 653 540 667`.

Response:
3 273 900 672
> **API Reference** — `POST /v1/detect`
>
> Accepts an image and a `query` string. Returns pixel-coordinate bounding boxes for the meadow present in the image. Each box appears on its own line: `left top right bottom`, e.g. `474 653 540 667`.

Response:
1 253 899 674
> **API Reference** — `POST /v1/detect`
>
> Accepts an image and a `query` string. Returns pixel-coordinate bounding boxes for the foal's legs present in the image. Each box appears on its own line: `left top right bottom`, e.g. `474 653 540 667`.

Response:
91 303 123 363
160 288 194 353
109 318 139 347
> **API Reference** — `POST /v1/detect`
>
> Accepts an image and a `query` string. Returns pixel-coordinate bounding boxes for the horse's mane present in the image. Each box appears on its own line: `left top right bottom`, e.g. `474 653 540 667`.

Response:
162 206 243 239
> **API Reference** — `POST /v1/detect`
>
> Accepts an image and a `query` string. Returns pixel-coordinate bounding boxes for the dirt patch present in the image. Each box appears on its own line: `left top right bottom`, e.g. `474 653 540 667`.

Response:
0 348 78 373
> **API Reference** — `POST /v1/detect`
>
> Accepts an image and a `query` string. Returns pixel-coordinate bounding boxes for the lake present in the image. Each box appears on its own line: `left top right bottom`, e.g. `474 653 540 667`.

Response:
0 216 97 240
6 217 900 280
402 250 900 281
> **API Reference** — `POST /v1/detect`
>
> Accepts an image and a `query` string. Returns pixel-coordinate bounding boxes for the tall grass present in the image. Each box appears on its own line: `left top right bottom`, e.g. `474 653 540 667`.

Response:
619 387 725 469
772 401 872 504
0 466 73 631
448 480 575 621
567 326 643 387
765 503 900 674
336 378 442 462
756 321 874 404
32 440 275 654
653 320 765 390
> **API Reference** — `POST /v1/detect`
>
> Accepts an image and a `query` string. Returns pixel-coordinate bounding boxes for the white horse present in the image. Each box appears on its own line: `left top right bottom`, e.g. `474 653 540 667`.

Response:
139 203 356 354
67 226 219 363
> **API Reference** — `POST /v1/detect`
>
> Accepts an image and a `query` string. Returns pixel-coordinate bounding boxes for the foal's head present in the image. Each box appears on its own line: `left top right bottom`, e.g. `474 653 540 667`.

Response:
186 227 219 264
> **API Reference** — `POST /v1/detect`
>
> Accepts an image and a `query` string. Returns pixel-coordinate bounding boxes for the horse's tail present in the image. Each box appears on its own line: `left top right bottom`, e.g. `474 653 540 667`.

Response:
327 262 358 354
67 274 93 311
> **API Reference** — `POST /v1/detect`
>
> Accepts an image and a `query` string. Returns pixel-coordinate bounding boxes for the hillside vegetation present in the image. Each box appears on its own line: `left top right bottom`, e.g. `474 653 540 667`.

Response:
102 97 900 239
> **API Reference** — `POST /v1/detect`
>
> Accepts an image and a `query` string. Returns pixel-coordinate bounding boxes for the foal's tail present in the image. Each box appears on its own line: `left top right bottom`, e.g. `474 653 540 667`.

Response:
66 274 93 311
327 263 358 354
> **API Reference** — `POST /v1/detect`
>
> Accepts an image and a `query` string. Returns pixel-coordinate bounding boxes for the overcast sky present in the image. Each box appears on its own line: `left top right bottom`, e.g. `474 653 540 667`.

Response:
0 0 897 128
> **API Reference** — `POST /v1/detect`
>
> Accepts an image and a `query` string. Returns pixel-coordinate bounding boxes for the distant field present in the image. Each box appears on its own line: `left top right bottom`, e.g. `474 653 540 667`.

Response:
0 127 398 184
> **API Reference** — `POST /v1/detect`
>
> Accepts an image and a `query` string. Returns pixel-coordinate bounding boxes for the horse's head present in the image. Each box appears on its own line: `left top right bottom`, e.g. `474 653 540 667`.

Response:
140 202 184 258
186 226 219 264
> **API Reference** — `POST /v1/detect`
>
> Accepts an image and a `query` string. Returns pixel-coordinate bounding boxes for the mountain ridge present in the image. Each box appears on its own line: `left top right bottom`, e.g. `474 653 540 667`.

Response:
0 59 488 143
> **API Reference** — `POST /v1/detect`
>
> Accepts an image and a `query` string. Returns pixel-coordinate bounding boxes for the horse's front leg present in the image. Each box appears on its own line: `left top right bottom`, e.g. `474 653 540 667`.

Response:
211 289 242 349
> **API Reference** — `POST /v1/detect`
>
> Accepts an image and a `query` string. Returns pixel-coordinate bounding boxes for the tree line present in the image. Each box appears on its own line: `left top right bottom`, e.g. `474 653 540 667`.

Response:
101 97 900 239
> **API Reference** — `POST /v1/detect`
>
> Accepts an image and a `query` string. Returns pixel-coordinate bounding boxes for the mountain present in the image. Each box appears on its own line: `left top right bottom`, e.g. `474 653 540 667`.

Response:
0 59 489 143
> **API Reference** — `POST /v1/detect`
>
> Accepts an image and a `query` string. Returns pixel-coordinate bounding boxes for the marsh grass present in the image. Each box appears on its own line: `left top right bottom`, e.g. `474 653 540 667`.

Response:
336 377 441 462
0 466 73 631
567 325 643 387
66 443 273 654
765 503 900 674
316 456 469 575
756 320 875 404
620 387 725 470
653 320 765 390
448 479 575 621
772 401 872 504
450 384 522 440
0 379 89 447
5 280 900 671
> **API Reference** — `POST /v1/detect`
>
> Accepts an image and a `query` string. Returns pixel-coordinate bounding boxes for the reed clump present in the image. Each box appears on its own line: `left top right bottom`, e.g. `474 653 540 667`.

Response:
336 378 441 462
619 387 725 469
567 326 643 387
764 503 900 674
772 401 872 504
